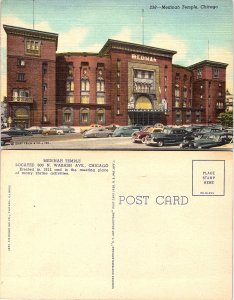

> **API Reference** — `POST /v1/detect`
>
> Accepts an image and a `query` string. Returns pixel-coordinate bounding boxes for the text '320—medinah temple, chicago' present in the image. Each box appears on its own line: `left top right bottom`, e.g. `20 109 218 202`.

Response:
3 24 228 128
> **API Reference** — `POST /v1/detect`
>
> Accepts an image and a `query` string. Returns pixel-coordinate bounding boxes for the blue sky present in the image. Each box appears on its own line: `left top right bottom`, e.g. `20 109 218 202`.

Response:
1 0 233 97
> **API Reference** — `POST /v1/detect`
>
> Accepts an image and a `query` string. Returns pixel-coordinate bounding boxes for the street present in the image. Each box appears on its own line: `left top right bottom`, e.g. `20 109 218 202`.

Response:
2 134 158 149
1 133 232 150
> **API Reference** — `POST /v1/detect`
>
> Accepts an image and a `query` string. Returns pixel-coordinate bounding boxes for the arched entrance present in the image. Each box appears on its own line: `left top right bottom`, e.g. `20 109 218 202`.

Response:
135 96 153 109
14 107 30 128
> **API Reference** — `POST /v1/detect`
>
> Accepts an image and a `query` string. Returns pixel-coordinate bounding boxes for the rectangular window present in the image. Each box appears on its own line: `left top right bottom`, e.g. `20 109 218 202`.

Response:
81 96 89 103
197 68 202 79
81 113 88 123
97 96 105 104
17 58 25 66
25 39 41 56
17 73 25 81
213 68 219 78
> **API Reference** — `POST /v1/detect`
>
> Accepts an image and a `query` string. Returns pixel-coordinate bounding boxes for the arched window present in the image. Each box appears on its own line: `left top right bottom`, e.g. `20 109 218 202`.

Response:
80 108 90 124
96 108 105 124
175 85 180 97
81 78 90 103
63 108 73 124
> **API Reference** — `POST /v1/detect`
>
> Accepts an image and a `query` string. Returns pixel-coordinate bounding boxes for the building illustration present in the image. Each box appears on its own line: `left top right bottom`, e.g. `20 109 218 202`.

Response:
3 24 228 128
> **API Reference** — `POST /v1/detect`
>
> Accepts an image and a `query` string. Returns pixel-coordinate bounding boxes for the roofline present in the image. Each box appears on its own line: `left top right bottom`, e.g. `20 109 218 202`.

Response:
3 24 58 49
56 52 99 57
188 60 228 69
99 39 177 58
172 64 193 71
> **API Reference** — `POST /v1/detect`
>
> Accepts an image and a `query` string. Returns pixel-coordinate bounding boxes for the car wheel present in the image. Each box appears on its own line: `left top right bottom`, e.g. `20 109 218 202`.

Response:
120 133 124 137
157 140 164 147
141 137 146 144
108 134 112 137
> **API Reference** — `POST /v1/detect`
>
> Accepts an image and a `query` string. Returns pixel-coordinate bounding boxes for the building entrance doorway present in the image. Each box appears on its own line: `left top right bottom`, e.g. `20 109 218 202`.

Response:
128 110 166 126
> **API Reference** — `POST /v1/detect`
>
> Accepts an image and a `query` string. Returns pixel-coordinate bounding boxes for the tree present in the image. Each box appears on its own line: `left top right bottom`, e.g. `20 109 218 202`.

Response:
217 111 233 127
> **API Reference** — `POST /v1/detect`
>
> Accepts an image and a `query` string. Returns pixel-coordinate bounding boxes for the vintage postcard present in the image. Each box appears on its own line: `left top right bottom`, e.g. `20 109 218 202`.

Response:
0 150 233 299
0 0 233 299
0 0 233 150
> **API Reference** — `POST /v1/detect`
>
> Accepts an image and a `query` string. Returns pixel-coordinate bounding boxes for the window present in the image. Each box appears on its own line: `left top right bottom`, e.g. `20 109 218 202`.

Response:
17 73 25 81
186 110 191 123
43 83 47 92
97 95 105 104
66 80 74 91
25 39 41 56
195 111 202 122
66 94 74 103
80 108 89 124
12 89 30 101
68 64 73 76
81 78 90 91
183 87 187 99
17 58 25 66
213 68 219 78
97 79 105 92
81 78 90 103
63 108 73 124
175 110 182 124
175 85 180 97
96 109 105 123
197 68 202 79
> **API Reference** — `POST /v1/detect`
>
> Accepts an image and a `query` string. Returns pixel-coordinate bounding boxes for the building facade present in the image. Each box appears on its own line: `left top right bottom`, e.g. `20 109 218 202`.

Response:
3 25 228 128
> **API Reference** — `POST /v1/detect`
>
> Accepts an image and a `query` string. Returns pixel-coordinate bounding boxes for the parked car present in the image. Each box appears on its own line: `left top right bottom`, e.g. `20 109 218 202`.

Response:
132 126 163 143
1 133 13 145
26 126 44 134
83 127 113 138
180 132 233 149
79 124 103 133
104 124 120 132
57 125 76 133
112 125 142 137
2 127 32 136
145 127 193 147
193 126 222 137
42 127 64 135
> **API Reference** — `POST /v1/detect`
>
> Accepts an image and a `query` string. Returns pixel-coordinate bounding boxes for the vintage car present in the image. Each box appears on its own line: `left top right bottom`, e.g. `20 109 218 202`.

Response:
1 133 13 145
132 126 163 143
79 124 103 133
104 124 120 132
180 132 233 149
26 126 44 134
192 126 222 138
112 125 142 137
42 127 64 135
2 127 32 136
57 126 76 133
83 127 113 138
145 127 193 147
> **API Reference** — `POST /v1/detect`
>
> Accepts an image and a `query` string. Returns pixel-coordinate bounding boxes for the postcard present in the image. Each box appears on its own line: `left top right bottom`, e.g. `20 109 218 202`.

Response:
0 0 233 299
0 0 233 150
0 150 233 299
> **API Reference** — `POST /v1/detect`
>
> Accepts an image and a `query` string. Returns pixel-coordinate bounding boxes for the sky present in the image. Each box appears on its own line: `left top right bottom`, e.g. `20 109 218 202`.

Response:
0 0 233 98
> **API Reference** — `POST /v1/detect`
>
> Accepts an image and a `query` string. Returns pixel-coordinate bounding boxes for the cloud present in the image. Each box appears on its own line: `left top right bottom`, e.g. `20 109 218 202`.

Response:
112 27 133 43
149 33 188 62
57 27 89 52
1 15 52 49
209 47 233 93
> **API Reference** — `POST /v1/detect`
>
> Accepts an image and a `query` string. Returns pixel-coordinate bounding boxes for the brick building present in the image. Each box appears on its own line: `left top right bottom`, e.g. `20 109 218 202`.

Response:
3 25 228 128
